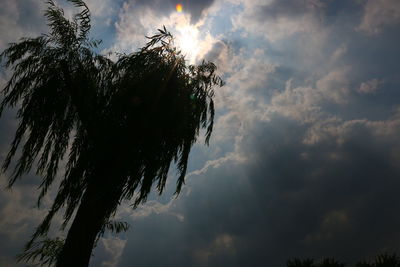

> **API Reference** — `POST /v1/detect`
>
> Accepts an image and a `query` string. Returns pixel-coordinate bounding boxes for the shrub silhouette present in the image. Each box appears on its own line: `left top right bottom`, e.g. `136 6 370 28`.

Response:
288 253 400 267
356 253 400 267
287 258 344 267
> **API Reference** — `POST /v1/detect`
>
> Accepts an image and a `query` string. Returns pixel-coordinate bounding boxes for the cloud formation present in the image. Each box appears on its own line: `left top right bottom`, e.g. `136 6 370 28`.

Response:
358 0 400 35
1 0 400 266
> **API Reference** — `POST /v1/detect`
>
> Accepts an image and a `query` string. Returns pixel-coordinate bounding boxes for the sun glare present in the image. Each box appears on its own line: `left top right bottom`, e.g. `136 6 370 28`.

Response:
176 4 183 13
169 7 211 63
177 25 200 63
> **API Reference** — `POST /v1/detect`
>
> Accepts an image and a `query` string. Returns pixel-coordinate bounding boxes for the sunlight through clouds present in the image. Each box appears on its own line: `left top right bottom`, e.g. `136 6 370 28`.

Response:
167 11 217 64
112 1 218 64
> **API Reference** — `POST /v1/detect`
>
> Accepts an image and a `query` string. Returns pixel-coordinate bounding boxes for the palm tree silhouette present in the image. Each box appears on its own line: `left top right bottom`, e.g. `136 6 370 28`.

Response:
0 0 223 266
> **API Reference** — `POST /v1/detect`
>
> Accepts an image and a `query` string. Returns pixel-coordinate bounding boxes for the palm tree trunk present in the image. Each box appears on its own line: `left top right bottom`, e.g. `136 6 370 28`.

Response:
56 174 122 267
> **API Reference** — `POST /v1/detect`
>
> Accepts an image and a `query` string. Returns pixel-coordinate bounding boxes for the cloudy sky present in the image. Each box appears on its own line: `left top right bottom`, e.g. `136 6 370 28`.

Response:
1 0 400 266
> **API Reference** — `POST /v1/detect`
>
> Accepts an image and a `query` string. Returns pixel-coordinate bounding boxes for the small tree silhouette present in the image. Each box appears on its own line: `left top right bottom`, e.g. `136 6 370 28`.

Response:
287 258 315 267
319 258 345 267
0 0 223 266
288 253 400 267
356 253 400 267
287 258 344 267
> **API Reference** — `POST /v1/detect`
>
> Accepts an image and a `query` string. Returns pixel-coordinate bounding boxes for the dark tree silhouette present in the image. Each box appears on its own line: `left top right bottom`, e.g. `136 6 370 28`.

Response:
287 258 315 267
356 253 400 267
287 253 400 267
0 0 223 266
287 258 345 267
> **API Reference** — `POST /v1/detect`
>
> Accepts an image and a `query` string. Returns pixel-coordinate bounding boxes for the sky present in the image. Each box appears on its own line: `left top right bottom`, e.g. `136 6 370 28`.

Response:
1 0 400 266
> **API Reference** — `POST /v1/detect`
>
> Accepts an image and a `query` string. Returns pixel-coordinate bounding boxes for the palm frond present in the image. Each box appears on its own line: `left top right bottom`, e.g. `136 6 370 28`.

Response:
17 237 64 266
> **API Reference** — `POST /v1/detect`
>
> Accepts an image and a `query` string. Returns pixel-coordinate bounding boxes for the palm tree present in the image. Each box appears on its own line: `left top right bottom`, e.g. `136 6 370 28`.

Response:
0 0 223 266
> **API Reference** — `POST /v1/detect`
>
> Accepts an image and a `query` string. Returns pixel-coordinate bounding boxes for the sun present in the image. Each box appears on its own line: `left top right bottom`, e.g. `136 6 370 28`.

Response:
170 6 206 63
176 25 200 63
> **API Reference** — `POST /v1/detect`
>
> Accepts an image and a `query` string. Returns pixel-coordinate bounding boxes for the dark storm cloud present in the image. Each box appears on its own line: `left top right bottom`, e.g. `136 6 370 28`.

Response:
256 0 324 20
235 114 400 265
252 0 362 23
117 112 400 266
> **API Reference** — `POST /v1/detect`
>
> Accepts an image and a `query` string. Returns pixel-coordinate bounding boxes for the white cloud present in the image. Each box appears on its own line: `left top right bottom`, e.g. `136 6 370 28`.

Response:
100 236 127 267
358 0 400 35
269 67 351 123
0 180 47 241
0 0 46 51
85 0 114 17
193 233 236 265
330 44 347 63
316 66 350 104
187 152 246 178
230 0 325 42
358 79 383 94
302 111 400 146
267 66 353 124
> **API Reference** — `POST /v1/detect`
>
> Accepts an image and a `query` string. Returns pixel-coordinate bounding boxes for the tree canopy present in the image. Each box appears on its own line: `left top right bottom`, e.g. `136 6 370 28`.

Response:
0 0 223 265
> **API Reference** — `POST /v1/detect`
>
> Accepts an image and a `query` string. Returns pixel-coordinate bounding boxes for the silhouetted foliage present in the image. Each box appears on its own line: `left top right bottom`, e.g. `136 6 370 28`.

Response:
287 258 344 267
356 253 400 267
0 0 223 266
288 253 400 267
287 258 315 267
17 238 64 267
16 220 128 266
319 258 345 267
